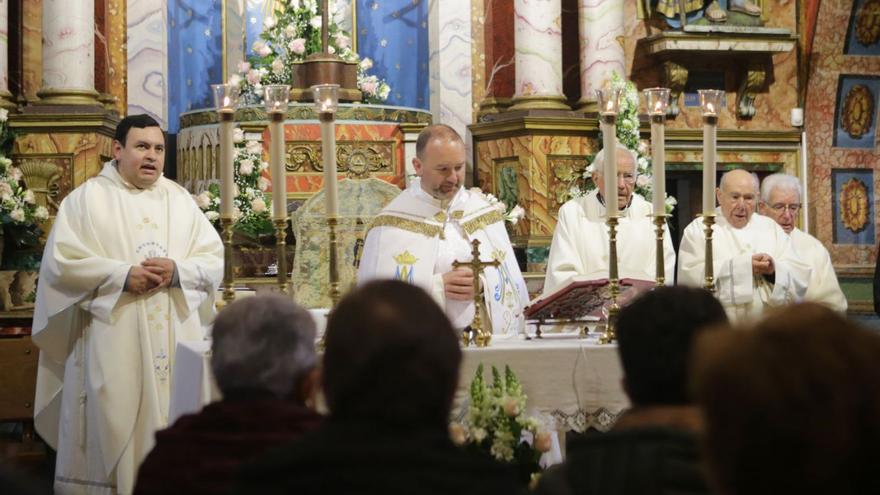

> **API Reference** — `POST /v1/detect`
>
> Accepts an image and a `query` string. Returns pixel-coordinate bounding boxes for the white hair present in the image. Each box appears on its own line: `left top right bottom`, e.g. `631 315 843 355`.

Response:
761 173 803 203
592 142 639 177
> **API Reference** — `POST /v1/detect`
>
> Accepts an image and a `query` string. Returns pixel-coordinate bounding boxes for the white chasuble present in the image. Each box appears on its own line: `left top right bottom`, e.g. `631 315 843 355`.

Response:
677 211 810 322
544 190 676 294
32 163 223 494
789 227 847 313
358 181 529 336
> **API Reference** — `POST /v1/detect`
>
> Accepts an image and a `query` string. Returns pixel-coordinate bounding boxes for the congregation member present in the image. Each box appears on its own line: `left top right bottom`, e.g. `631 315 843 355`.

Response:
358 124 529 336
692 303 880 495
678 169 809 321
134 295 322 495
758 173 847 312
543 143 675 294
535 286 728 495
239 280 523 495
31 114 224 494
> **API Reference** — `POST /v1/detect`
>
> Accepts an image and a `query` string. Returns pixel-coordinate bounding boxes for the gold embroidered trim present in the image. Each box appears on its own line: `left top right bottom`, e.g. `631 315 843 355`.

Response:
461 210 504 235
368 215 442 238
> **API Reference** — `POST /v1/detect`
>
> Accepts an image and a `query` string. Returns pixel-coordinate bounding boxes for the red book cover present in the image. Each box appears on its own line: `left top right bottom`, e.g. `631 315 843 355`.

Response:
525 277 655 321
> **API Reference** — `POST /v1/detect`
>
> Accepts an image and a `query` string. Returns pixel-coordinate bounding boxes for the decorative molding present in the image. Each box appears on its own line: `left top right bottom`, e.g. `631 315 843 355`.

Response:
663 61 688 118
16 156 70 214
737 62 767 119
179 104 433 130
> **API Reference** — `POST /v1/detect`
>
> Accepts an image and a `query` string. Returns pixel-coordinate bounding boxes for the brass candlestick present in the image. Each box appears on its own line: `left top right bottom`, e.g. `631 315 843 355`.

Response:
221 217 235 303
327 216 342 308
702 213 716 293
599 215 621 344
654 214 668 286
452 239 500 347
273 218 289 294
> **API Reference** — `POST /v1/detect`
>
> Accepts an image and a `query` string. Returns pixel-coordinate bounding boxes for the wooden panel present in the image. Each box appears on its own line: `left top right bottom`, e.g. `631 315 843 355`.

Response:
0 336 39 421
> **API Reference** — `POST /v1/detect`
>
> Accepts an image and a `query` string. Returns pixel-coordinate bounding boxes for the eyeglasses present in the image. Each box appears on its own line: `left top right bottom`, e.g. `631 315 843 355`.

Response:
768 203 801 213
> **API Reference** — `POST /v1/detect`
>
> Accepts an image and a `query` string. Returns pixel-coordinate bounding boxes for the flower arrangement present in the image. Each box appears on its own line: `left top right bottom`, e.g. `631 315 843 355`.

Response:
564 73 677 214
0 108 49 269
229 0 390 105
483 190 526 226
194 128 273 238
450 364 550 486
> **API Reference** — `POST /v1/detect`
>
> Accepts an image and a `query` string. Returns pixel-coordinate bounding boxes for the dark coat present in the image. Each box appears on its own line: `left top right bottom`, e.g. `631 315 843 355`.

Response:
134 394 322 495
238 419 525 495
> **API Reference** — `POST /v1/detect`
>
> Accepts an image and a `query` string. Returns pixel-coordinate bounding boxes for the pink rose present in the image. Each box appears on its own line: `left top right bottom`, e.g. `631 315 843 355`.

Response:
246 69 262 85
258 177 271 191
335 33 350 49
251 198 267 213
503 396 519 417
237 61 251 73
361 80 378 96
535 431 553 453
289 38 306 55
449 423 467 446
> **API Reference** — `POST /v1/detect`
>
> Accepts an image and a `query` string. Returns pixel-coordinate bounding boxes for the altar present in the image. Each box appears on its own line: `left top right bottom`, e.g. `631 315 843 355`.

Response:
168 334 629 434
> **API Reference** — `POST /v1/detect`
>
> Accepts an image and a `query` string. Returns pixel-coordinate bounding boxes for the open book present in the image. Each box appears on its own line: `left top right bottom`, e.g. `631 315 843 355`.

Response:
524 275 656 322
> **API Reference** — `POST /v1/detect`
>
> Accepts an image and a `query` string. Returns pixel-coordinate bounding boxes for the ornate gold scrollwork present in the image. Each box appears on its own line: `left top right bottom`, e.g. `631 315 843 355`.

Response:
286 144 320 172
839 177 869 233
663 61 688 119
17 159 64 212
737 63 766 119
337 144 388 179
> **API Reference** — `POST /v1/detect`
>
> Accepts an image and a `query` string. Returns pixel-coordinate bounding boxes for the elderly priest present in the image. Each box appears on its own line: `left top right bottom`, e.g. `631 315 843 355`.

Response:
678 169 809 321
758 173 847 312
543 143 675 294
358 124 529 336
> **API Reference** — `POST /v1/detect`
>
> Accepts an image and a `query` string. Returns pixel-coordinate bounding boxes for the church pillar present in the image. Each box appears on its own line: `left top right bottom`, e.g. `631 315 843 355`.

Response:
0 0 14 109
575 0 625 111
35 0 101 106
509 0 569 111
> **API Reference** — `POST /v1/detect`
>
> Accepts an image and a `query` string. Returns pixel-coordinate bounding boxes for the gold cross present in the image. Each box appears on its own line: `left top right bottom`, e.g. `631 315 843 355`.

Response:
452 238 500 347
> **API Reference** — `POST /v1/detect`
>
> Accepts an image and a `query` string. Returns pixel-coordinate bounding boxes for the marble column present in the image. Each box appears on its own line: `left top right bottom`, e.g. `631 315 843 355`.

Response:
0 0 14 109
576 0 625 111
37 0 101 105
510 0 568 110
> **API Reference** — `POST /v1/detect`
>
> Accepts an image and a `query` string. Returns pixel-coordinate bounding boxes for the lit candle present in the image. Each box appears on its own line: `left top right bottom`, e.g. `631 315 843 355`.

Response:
644 88 670 215
312 84 340 218
699 91 722 216
212 84 239 218
596 87 620 217
265 85 290 219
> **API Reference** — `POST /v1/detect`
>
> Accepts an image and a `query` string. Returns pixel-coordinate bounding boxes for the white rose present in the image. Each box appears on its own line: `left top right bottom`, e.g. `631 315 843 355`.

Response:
284 24 298 38
636 174 650 188
259 161 269 171
9 208 25 222
0 182 11 196
264 16 276 29
359 57 373 70
328 45 336 55
0 108 8 122
205 210 220 221
237 61 251 73
472 427 487 442
245 140 263 155
10 167 22 182
289 0 300 8
251 197 267 213
271 58 285 74
310 16 322 29
196 191 212 208
23 190 35 204
34 206 49 221
258 177 271 191
448 423 467 446
232 206 242 221
233 128 245 143
228 74 242 87
239 159 255 176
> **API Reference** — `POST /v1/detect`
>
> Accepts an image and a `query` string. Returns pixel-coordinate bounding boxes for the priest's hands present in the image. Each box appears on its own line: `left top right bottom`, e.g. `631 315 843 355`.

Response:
125 266 164 295
752 253 775 276
443 267 475 301
142 257 177 290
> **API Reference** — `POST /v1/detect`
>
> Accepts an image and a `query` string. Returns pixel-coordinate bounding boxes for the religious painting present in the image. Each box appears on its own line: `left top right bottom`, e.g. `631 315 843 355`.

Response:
833 75 880 149
832 169 875 245
844 0 880 56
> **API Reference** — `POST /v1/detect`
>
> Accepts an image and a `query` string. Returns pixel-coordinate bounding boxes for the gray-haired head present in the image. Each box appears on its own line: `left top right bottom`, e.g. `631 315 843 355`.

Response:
211 294 317 399
592 142 639 178
761 173 802 204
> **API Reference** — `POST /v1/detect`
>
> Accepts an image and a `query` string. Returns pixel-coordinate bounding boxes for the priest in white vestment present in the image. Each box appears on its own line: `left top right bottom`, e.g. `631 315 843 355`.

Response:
543 143 676 294
32 115 223 495
759 173 847 312
358 124 529 336
678 169 809 322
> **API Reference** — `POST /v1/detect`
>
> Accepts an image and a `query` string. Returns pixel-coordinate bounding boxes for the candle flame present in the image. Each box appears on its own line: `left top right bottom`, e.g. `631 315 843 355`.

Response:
706 102 715 114
654 101 663 113
223 96 231 108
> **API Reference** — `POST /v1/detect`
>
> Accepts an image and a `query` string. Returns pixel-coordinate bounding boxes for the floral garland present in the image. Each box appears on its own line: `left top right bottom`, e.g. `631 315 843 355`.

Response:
565 73 678 214
450 364 550 486
194 128 273 237
229 0 390 105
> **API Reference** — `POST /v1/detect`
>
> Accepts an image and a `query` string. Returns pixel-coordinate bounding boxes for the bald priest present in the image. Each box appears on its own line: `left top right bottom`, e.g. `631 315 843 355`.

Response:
678 169 810 321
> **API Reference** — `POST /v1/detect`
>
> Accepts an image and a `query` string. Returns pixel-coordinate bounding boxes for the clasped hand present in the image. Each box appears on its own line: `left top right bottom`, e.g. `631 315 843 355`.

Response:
443 266 475 301
751 253 775 276
126 257 176 295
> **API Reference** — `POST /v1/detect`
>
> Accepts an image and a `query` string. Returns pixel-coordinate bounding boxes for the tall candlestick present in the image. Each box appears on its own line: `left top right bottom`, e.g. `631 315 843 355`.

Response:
699 90 723 215
644 88 670 214
219 111 235 218
601 115 618 217
320 113 338 217
269 112 286 218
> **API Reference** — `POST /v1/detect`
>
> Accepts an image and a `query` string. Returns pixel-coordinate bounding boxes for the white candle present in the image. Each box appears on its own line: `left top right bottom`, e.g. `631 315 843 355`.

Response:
702 104 717 215
320 115 338 217
219 111 235 218
601 115 618 217
651 114 666 214
269 112 287 219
